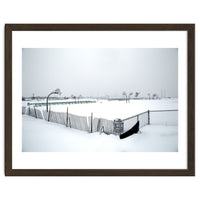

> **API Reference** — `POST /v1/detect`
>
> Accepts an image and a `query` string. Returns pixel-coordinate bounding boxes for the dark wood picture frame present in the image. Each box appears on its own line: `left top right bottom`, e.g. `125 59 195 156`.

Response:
5 24 195 176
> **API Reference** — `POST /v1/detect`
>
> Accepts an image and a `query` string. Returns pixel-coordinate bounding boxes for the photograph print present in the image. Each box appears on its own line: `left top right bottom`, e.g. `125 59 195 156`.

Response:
22 48 178 152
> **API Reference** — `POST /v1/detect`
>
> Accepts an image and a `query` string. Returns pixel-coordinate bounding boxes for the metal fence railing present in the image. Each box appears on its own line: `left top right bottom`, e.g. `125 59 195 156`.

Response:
122 109 178 133
122 111 149 132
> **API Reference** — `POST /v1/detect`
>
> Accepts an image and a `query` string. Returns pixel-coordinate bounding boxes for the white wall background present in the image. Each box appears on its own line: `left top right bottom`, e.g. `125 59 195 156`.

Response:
0 0 199 200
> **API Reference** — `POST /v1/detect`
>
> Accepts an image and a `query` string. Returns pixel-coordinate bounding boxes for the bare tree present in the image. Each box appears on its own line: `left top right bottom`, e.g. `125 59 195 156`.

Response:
71 94 76 102
135 92 140 98
152 93 158 99
105 95 109 100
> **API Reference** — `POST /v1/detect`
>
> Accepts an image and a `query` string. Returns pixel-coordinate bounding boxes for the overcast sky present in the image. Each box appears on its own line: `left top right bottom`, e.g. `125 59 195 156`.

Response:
22 48 178 98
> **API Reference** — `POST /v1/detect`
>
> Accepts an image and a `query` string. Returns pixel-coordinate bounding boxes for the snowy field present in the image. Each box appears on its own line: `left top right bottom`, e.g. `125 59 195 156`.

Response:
22 99 178 152
23 98 178 120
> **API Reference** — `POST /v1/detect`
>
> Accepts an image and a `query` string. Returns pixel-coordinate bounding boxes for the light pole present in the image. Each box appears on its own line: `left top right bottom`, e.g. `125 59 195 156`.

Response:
78 94 82 103
122 92 127 103
46 88 61 112
128 92 133 102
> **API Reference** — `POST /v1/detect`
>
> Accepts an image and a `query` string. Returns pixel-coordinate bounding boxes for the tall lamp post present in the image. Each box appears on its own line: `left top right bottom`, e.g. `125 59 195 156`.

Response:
46 88 61 112
122 91 127 103
128 92 133 102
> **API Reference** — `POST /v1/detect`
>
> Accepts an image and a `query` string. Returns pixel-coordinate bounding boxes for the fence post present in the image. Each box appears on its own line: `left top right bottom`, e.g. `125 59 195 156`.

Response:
68 117 71 128
148 110 150 125
34 106 37 118
91 112 93 133
66 107 68 127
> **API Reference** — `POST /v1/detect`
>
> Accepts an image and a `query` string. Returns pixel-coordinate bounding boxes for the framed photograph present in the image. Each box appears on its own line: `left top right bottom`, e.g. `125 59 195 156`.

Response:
5 24 195 176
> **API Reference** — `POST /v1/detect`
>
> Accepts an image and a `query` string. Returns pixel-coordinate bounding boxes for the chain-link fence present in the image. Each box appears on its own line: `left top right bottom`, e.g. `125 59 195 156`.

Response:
26 106 43 119
22 106 26 114
149 110 178 126
122 109 178 133
122 111 149 132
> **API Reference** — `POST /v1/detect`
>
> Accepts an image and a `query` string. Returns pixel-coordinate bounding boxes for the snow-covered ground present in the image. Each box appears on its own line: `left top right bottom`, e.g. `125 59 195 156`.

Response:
23 98 178 120
22 99 178 152
22 115 177 152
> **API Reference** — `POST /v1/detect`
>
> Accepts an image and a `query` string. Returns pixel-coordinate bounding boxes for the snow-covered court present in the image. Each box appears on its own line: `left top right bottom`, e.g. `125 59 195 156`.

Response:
22 99 178 152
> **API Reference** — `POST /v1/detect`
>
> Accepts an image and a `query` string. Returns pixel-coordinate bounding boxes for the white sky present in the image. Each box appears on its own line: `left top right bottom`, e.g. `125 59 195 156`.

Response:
22 48 178 98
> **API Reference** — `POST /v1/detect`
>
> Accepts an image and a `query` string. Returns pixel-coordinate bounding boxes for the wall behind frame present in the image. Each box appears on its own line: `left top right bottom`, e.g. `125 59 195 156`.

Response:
0 1 199 200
